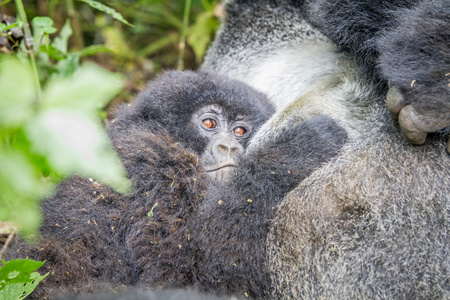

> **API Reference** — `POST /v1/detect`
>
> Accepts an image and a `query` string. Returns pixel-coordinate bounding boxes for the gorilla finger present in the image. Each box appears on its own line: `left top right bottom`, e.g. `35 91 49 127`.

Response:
398 103 450 145
398 105 427 145
386 85 404 123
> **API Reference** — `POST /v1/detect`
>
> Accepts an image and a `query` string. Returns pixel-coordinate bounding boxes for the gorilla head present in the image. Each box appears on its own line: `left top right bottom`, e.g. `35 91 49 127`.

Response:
111 70 274 181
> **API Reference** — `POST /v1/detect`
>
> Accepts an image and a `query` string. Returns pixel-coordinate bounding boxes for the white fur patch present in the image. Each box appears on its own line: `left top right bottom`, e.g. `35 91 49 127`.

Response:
247 43 340 111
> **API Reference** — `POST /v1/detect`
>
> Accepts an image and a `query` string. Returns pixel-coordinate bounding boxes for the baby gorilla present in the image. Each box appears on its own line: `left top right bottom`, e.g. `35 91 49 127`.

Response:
5 70 347 299
5 70 273 298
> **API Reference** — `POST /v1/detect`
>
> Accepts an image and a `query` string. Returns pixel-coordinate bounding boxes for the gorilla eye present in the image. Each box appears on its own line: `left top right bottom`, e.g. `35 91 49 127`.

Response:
233 127 246 136
203 119 217 129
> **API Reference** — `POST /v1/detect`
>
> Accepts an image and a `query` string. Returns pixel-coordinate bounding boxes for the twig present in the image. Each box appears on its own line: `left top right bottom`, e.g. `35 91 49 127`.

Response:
177 0 192 71
14 0 43 103
0 229 16 262
67 0 85 50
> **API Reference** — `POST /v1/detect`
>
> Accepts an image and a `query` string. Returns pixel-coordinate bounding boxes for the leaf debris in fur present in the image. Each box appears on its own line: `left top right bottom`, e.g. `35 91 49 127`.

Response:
147 202 159 218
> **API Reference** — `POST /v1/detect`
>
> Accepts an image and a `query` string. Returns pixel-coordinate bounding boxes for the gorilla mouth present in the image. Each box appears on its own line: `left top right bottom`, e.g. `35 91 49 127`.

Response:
205 163 237 173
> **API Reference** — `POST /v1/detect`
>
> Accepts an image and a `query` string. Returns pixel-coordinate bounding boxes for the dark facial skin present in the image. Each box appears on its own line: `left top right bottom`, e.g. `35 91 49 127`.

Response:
192 104 254 181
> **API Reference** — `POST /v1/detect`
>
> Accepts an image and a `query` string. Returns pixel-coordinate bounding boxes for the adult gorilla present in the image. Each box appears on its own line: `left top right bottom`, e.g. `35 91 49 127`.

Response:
200 0 449 298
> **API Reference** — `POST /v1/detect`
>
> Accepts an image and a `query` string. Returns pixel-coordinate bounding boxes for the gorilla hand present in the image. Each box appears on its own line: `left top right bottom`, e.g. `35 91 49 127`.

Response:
378 0 450 151
387 85 450 152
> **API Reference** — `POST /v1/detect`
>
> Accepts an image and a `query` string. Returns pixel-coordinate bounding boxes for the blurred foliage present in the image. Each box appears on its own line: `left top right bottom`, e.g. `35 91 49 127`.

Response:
0 56 131 239
1 0 221 91
0 1 220 296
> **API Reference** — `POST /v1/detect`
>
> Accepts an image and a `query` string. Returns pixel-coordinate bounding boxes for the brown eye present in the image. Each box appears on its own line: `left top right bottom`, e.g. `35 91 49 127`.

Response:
233 127 246 136
203 119 217 128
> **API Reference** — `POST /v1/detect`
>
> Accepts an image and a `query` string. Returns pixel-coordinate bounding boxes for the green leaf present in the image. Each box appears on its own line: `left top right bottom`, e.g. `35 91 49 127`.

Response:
25 109 132 193
187 10 219 63
31 17 57 35
0 259 45 290
54 52 81 77
101 25 134 59
139 33 178 56
200 0 213 10
37 44 67 61
0 149 49 200
42 63 123 112
0 21 18 31
77 0 134 27
52 19 73 54
147 202 158 218
0 57 35 126
0 272 48 299
0 149 50 236
79 45 114 57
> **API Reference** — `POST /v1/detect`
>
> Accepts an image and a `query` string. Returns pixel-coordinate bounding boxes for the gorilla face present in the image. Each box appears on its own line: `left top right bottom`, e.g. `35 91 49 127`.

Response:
192 104 253 181
112 71 274 181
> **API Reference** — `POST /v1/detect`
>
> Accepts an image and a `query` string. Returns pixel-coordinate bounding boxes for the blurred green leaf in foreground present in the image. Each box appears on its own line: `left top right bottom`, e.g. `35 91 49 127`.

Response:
0 56 131 238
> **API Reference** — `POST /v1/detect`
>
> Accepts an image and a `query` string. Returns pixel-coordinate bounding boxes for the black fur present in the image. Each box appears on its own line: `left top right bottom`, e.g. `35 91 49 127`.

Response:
305 0 418 72
377 0 450 116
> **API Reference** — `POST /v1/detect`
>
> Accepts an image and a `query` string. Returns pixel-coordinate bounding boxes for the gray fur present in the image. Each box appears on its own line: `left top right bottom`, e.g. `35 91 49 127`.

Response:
201 0 450 298
268 108 449 299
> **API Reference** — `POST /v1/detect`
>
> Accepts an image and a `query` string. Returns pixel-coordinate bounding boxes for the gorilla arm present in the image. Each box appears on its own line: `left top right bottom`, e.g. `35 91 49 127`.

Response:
192 115 348 298
306 0 450 147
379 1 450 148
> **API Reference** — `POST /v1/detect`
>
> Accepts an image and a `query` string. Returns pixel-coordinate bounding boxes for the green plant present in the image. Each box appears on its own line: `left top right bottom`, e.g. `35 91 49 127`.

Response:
0 259 48 299
0 0 132 239
0 0 133 297
105 0 220 71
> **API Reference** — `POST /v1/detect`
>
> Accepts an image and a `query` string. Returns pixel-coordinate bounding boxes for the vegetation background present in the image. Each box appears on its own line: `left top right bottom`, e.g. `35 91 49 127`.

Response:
0 0 221 297
1 0 222 98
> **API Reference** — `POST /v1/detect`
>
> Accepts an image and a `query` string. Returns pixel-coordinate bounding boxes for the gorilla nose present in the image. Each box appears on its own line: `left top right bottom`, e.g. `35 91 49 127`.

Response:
213 134 244 158
217 144 242 155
